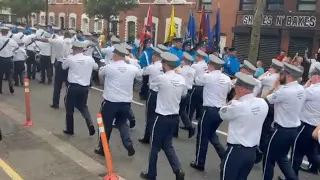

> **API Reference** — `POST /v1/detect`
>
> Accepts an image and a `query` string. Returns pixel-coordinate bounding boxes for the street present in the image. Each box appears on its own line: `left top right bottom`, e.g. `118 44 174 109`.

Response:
0 78 319 180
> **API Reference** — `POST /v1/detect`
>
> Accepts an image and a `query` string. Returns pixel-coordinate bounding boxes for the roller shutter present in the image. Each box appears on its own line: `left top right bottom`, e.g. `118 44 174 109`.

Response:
258 36 281 69
232 34 250 63
288 37 313 81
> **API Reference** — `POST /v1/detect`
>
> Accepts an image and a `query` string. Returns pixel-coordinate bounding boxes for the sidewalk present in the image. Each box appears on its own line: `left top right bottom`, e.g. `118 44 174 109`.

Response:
0 111 101 180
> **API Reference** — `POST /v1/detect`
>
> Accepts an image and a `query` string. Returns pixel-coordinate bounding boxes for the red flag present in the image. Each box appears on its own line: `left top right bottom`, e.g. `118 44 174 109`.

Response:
198 6 207 42
139 3 152 45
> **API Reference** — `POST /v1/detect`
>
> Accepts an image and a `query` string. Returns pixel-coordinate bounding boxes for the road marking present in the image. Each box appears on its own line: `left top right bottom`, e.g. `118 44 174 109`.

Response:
91 86 145 106
0 159 23 180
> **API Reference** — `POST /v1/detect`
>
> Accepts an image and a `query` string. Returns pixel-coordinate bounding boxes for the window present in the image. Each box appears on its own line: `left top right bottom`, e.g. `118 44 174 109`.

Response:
97 20 102 30
111 20 118 35
239 0 255 11
297 0 317 11
267 0 284 11
198 0 212 12
70 17 76 28
49 16 54 25
40 16 45 24
127 21 136 39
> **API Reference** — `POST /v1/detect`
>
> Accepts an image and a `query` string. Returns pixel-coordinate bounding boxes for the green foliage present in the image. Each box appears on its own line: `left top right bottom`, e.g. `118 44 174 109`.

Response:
83 0 137 19
0 0 45 17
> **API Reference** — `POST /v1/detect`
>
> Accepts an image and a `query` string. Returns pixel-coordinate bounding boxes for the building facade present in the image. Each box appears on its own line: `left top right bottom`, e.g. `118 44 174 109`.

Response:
234 0 320 69
41 0 237 49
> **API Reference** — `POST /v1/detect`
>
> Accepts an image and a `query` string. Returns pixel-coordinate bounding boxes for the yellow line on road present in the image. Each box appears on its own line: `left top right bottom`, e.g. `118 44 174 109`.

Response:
0 158 23 180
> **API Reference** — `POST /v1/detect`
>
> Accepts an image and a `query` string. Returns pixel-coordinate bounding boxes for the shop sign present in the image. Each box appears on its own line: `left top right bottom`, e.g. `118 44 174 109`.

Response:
242 14 316 28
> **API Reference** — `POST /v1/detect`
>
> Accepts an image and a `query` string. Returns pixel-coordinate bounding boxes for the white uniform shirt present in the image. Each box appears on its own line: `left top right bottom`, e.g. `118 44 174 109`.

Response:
0 35 19 58
307 59 320 78
260 73 279 95
150 70 187 115
99 60 142 103
196 70 231 107
191 60 208 85
125 55 141 69
37 41 51 56
267 81 306 128
62 53 98 86
13 47 27 61
300 83 320 126
101 46 115 65
219 93 269 147
177 65 196 90
48 38 72 62
143 60 163 90
23 34 37 51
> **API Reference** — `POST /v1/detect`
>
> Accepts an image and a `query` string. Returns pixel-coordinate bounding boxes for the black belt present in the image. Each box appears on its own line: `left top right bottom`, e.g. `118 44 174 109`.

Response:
69 83 89 88
227 143 257 148
274 123 299 129
157 113 179 118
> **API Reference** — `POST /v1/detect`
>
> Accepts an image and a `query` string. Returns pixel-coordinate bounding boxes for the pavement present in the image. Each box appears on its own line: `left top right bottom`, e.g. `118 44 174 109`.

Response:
0 77 319 180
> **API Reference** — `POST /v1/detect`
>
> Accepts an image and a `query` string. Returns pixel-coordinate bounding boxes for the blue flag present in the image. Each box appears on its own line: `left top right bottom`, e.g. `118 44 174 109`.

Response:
184 10 197 47
214 8 221 53
206 13 213 50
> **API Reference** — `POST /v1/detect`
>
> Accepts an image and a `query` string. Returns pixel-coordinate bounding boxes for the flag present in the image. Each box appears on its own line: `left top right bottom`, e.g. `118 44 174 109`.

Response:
198 5 208 42
184 9 197 47
213 8 221 53
165 5 177 42
139 3 152 45
206 13 213 51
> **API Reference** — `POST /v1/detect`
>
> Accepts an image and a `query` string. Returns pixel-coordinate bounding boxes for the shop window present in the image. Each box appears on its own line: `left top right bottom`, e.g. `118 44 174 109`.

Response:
239 0 255 11
198 0 212 12
266 0 284 11
297 0 317 11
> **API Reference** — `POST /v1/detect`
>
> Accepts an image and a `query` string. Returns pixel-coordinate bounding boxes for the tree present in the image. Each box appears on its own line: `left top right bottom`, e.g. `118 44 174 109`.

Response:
0 0 45 25
247 0 266 65
83 0 137 38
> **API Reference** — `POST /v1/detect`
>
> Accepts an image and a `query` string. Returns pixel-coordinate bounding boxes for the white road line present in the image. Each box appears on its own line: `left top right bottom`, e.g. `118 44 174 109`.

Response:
91 87 310 166
91 86 145 106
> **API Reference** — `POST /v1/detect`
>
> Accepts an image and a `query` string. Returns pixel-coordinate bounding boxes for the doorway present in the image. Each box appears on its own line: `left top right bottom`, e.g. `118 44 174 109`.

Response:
60 17 65 29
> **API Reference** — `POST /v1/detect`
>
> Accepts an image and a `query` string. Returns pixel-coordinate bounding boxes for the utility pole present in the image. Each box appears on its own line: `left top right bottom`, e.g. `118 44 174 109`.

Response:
45 0 49 26
247 0 266 64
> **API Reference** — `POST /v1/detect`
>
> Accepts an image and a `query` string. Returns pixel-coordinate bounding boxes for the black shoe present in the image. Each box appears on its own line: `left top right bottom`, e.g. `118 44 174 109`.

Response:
31 76 35 80
9 86 14 94
129 120 136 129
94 147 105 156
138 137 150 144
188 127 195 138
39 80 45 84
50 104 59 109
173 133 178 138
63 130 74 135
190 161 204 171
174 169 185 180
179 126 189 131
127 146 135 156
88 125 95 136
14 83 19 87
300 165 319 174
277 176 285 180
140 171 151 180
48 79 52 85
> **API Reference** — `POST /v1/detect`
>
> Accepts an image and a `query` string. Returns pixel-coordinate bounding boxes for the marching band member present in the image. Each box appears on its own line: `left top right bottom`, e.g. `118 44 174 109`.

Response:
239 60 262 97
157 44 169 52
36 32 53 84
12 35 27 86
0 26 18 94
262 62 306 180
140 52 186 180
189 49 208 121
101 35 121 65
175 52 196 138
95 44 142 156
62 40 97 136
138 38 153 100
168 37 183 66
190 54 231 171
219 72 269 180
138 47 163 144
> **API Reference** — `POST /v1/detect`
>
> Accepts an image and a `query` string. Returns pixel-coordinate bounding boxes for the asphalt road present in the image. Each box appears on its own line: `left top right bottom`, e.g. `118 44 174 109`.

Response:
0 77 319 180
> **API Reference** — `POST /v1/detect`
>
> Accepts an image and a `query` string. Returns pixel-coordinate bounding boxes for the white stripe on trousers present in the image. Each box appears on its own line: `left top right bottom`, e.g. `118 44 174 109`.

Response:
64 85 70 129
222 146 234 180
291 125 305 166
195 110 207 165
97 100 107 147
147 115 159 172
188 88 196 118
262 129 278 180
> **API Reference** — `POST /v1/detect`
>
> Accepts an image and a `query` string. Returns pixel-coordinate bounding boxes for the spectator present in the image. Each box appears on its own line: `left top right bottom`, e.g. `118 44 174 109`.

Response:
223 47 240 76
304 48 320 78
254 60 264 78
276 49 286 61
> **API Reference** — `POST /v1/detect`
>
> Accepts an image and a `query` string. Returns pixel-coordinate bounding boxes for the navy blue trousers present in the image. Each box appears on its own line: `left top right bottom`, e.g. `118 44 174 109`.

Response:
195 106 225 168
188 86 203 121
52 61 68 106
147 114 181 180
142 90 157 140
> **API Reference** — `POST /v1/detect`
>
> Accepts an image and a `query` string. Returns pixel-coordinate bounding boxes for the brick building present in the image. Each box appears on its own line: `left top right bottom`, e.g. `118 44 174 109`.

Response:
234 0 320 70
33 0 237 50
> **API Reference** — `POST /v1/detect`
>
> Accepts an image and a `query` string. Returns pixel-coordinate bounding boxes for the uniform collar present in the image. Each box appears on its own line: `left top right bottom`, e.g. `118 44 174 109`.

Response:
238 93 255 101
154 60 161 64
209 70 221 74
114 60 125 63
311 82 320 87
285 81 299 87
165 70 175 75
197 60 206 64
183 65 191 68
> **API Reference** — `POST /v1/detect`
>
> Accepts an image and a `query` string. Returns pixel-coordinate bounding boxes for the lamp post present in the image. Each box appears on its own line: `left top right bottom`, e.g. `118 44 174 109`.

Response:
45 0 49 25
